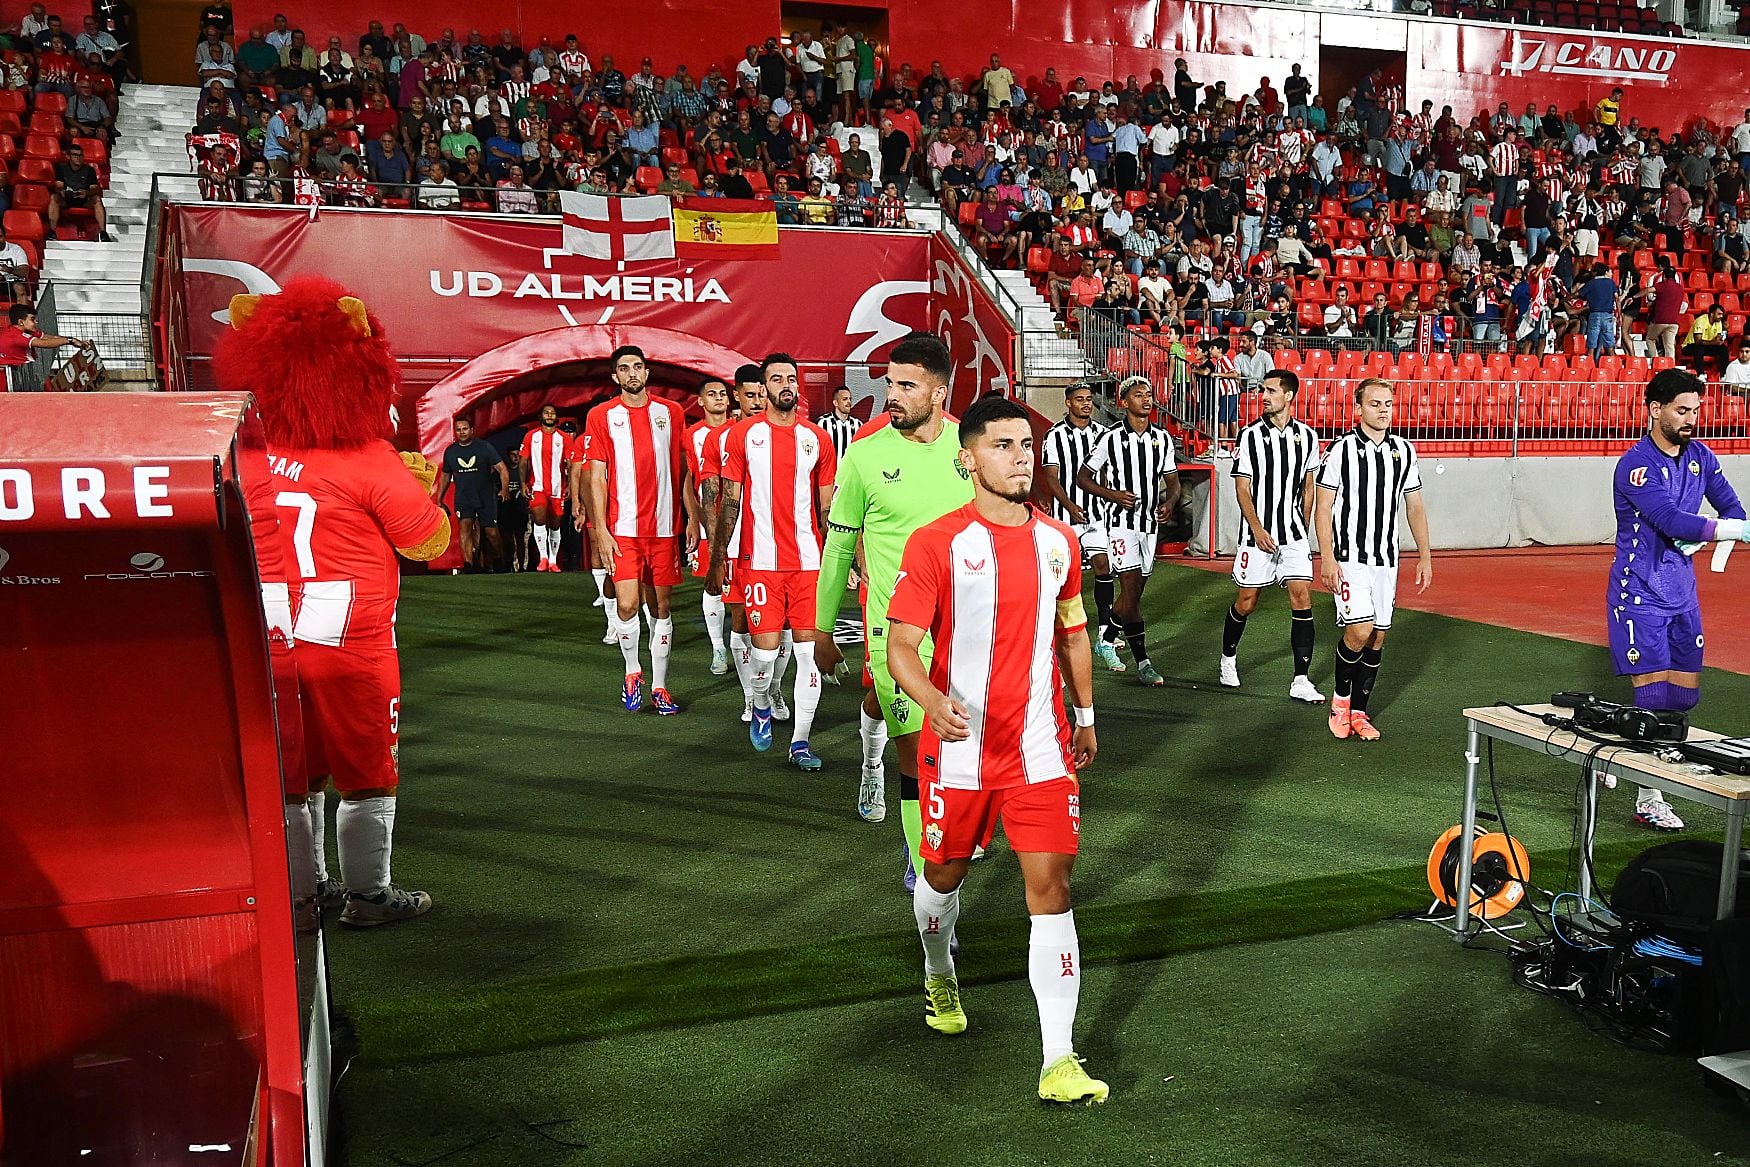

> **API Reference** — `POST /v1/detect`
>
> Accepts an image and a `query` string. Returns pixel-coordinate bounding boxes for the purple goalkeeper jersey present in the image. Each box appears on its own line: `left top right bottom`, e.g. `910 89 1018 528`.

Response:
1610 435 1744 614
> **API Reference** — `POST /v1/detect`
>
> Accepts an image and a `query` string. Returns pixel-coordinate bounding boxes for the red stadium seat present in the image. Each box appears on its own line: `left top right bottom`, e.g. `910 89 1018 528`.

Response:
1364 259 1389 281
72 138 106 166
10 184 48 213
634 165 661 193
0 90 24 115
14 157 53 186
661 146 688 168
0 112 21 138
27 111 64 139
22 135 62 163
1026 246 1050 274
1124 190 1147 211
32 92 66 116
3 210 44 244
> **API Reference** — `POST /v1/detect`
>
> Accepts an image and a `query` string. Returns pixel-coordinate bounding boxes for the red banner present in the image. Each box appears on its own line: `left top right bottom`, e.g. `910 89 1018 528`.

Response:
928 234 1018 417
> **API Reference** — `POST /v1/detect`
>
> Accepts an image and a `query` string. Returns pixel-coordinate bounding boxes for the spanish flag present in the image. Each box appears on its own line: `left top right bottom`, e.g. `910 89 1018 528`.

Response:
671 197 780 260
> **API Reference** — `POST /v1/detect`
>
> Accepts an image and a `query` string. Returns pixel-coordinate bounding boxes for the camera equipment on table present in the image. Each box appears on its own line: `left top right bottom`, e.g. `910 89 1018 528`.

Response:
1678 737 1750 776
1548 691 1688 743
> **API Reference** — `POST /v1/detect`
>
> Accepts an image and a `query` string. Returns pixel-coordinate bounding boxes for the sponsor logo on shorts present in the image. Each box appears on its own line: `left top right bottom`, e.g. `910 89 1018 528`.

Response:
1626 647 1641 664
925 821 943 851
1628 466 1647 487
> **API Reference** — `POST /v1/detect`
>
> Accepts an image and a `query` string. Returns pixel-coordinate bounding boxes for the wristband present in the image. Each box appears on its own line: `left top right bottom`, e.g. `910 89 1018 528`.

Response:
1073 705 1095 728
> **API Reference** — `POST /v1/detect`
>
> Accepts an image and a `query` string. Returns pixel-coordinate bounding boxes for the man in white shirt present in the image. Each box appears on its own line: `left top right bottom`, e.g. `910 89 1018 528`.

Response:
1723 344 1750 394
792 31 828 107
418 160 460 208
20 4 49 41
265 14 293 54
1146 119 1180 187
1732 108 1750 174
1232 331 1273 389
1069 155 1099 197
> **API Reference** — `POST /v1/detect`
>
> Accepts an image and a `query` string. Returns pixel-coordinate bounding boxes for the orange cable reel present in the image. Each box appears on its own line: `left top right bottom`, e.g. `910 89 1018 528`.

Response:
1426 824 1531 920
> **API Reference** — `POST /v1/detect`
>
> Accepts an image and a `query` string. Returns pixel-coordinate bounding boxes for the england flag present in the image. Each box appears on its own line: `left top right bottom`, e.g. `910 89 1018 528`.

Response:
559 192 676 262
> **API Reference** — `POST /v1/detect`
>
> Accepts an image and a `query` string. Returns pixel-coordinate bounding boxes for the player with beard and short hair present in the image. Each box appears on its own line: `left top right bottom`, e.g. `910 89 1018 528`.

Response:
711 353 837 768
887 392 1107 1105
520 403 573 571
684 378 735 675
814 333 974 889
703 367 769 720
584 345 697 714
1609 367 1750 830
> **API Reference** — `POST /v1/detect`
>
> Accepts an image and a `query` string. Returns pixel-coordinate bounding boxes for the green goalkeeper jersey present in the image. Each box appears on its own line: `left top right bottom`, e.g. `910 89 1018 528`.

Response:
814 420 973 640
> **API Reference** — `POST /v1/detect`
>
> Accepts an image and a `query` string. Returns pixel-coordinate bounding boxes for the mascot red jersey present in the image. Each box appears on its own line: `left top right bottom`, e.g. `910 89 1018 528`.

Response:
217 276 450 929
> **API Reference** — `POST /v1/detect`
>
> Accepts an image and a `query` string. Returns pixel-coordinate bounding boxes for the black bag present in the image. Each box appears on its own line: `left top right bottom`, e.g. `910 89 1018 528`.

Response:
1611 840 1750 944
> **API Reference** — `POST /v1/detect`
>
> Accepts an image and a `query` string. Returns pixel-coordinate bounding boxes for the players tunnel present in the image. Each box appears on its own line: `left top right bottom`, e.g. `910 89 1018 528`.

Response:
414 326 756 459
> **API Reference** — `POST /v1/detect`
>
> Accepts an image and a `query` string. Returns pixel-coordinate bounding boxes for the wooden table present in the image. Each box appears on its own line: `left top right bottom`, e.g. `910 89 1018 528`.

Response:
1447 703 1750 940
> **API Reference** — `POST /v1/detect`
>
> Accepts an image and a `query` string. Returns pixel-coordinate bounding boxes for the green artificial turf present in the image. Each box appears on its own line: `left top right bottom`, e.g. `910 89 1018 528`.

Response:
335 922 1750 1167
324 563 1750 1159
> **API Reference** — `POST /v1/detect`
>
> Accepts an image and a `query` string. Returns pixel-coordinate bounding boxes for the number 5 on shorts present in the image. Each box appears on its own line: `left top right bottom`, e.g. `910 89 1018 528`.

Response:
927 782 946 819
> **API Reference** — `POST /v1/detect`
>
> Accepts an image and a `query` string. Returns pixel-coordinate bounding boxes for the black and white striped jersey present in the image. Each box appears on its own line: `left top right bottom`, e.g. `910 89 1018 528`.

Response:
815 412 859 461
1084 420 1177 536
1234 417 1321 548
1040 416 1109 526
1316 429 1422 566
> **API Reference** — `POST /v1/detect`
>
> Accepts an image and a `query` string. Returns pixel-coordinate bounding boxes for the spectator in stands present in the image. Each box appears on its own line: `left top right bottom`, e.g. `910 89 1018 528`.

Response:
1684 304 1730 373
494 163 537 213
198 141 238 201
1717 217 1749 276
50 143 110 240
625 108 659 167
795 176 832 223
195 27 235 91
68 76 115 144
77 14 125 85
1644 258 1685 359
657 162 695 197
1722 342 1750 394
419 159 460 208
1577 266 1620 358
366 130 413 190
0 223 30 304
1361 291 1395 350
36 32 76 97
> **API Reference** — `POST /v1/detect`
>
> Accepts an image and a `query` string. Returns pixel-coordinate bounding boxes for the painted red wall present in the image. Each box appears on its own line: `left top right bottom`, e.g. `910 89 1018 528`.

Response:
229 0 1750 130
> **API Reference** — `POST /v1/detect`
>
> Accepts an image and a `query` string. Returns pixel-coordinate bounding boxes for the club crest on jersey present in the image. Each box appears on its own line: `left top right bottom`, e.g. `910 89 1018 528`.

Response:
890 693 911 721
654 415 668 430
749 608 762 627
1626 647 1641 664
925 822 943 851
1628 466 1648 488
801 436 815 456
1690 461 1700 476
1047 547 1067 582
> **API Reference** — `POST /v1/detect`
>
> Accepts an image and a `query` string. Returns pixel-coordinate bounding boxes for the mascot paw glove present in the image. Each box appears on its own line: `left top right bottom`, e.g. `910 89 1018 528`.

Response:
400 450 439 493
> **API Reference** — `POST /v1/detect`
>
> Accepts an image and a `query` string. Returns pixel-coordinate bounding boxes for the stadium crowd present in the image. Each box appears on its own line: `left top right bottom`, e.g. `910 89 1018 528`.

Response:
180 11 1750 372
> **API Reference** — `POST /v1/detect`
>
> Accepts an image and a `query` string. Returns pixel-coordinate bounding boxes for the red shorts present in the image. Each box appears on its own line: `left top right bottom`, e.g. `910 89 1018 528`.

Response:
722 557 745 605
740 567 818 633
920 775 1081 863
693 537 712 580
294 641 401 794
529 490 566 515
613 533 682 586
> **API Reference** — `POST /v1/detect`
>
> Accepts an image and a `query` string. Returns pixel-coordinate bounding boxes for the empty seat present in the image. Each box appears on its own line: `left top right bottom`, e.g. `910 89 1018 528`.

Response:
3 209 44 243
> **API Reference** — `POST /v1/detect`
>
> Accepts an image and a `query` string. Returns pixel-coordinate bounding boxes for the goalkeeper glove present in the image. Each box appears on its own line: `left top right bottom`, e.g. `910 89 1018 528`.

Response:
1716 517 1750 544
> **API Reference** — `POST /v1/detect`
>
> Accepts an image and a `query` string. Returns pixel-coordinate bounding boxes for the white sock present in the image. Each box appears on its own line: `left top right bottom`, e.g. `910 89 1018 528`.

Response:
790 640 821 746
913 877 960 978
546 526 562 565
702 592 726 651
775 628 794 692
731 630 755 701
591 567 609 602
860 707 889 770
284 800 316 901
642 602 657 638
750 645 778 709
1637 785 1662 805
615 613 643 675
1029 910 1081 1068
651 617 674 691
309 788 329 882
336 795 396 897
533 525 550 561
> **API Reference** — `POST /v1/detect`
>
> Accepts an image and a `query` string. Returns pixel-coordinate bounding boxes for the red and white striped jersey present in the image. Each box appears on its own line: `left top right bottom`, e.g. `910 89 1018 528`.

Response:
685 418 728 485
584 395 685 539
720 415 836 571
270 442 446 650
700 422 745 550
1489 141 1520 178
888 504 1086 791
519 425 573 495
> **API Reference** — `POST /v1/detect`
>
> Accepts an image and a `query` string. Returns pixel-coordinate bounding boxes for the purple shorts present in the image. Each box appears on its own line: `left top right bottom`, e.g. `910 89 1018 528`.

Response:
1608 601 1704 676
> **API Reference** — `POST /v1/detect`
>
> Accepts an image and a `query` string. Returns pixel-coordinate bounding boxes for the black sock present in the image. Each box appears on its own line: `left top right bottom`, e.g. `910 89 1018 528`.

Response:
1123 619 1149 667
1290 608 1315 677
1352 647 1383 712
1221 604 1248 657
1333 642 1362 699
1094 575 1116 641
899 773 919 801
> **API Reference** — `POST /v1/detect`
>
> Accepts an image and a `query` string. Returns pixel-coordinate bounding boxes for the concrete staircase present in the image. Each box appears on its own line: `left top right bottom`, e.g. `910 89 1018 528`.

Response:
42 82 200 376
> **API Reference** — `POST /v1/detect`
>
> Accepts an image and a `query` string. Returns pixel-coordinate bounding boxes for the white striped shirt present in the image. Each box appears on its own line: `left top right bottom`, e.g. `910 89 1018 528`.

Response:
815 411 859 461
1040 416 1108 526
1234 417 1320 548
1317 429 1422 567
1083 420 1177 536
1489 140 1520 178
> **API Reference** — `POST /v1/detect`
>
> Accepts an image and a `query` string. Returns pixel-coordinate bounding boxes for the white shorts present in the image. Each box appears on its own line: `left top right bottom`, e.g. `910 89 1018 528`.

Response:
1333 562 1399 630
1107 526 1156 576
1074 520 1109 557
1233 539 1313 589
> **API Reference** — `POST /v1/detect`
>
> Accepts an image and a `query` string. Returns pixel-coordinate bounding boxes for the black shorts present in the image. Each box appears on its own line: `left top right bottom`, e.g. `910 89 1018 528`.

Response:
454 494 498 524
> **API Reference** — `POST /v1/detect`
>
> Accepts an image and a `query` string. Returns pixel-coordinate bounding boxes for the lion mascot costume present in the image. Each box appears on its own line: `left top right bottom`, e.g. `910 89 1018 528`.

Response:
218 275 450 929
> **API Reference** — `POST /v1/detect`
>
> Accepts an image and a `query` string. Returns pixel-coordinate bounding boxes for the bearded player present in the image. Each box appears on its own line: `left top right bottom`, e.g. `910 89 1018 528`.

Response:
520 403 573 572
684 377 735 676
217 278 451 928
1609 368 1750 830
711 353 837 768
703 367 775 721
585 345 696 714
887 394 1107 1105
814 333 973 884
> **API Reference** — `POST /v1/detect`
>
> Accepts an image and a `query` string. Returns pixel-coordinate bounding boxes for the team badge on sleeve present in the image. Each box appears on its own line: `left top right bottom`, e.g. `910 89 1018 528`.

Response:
1628 466 1648 488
